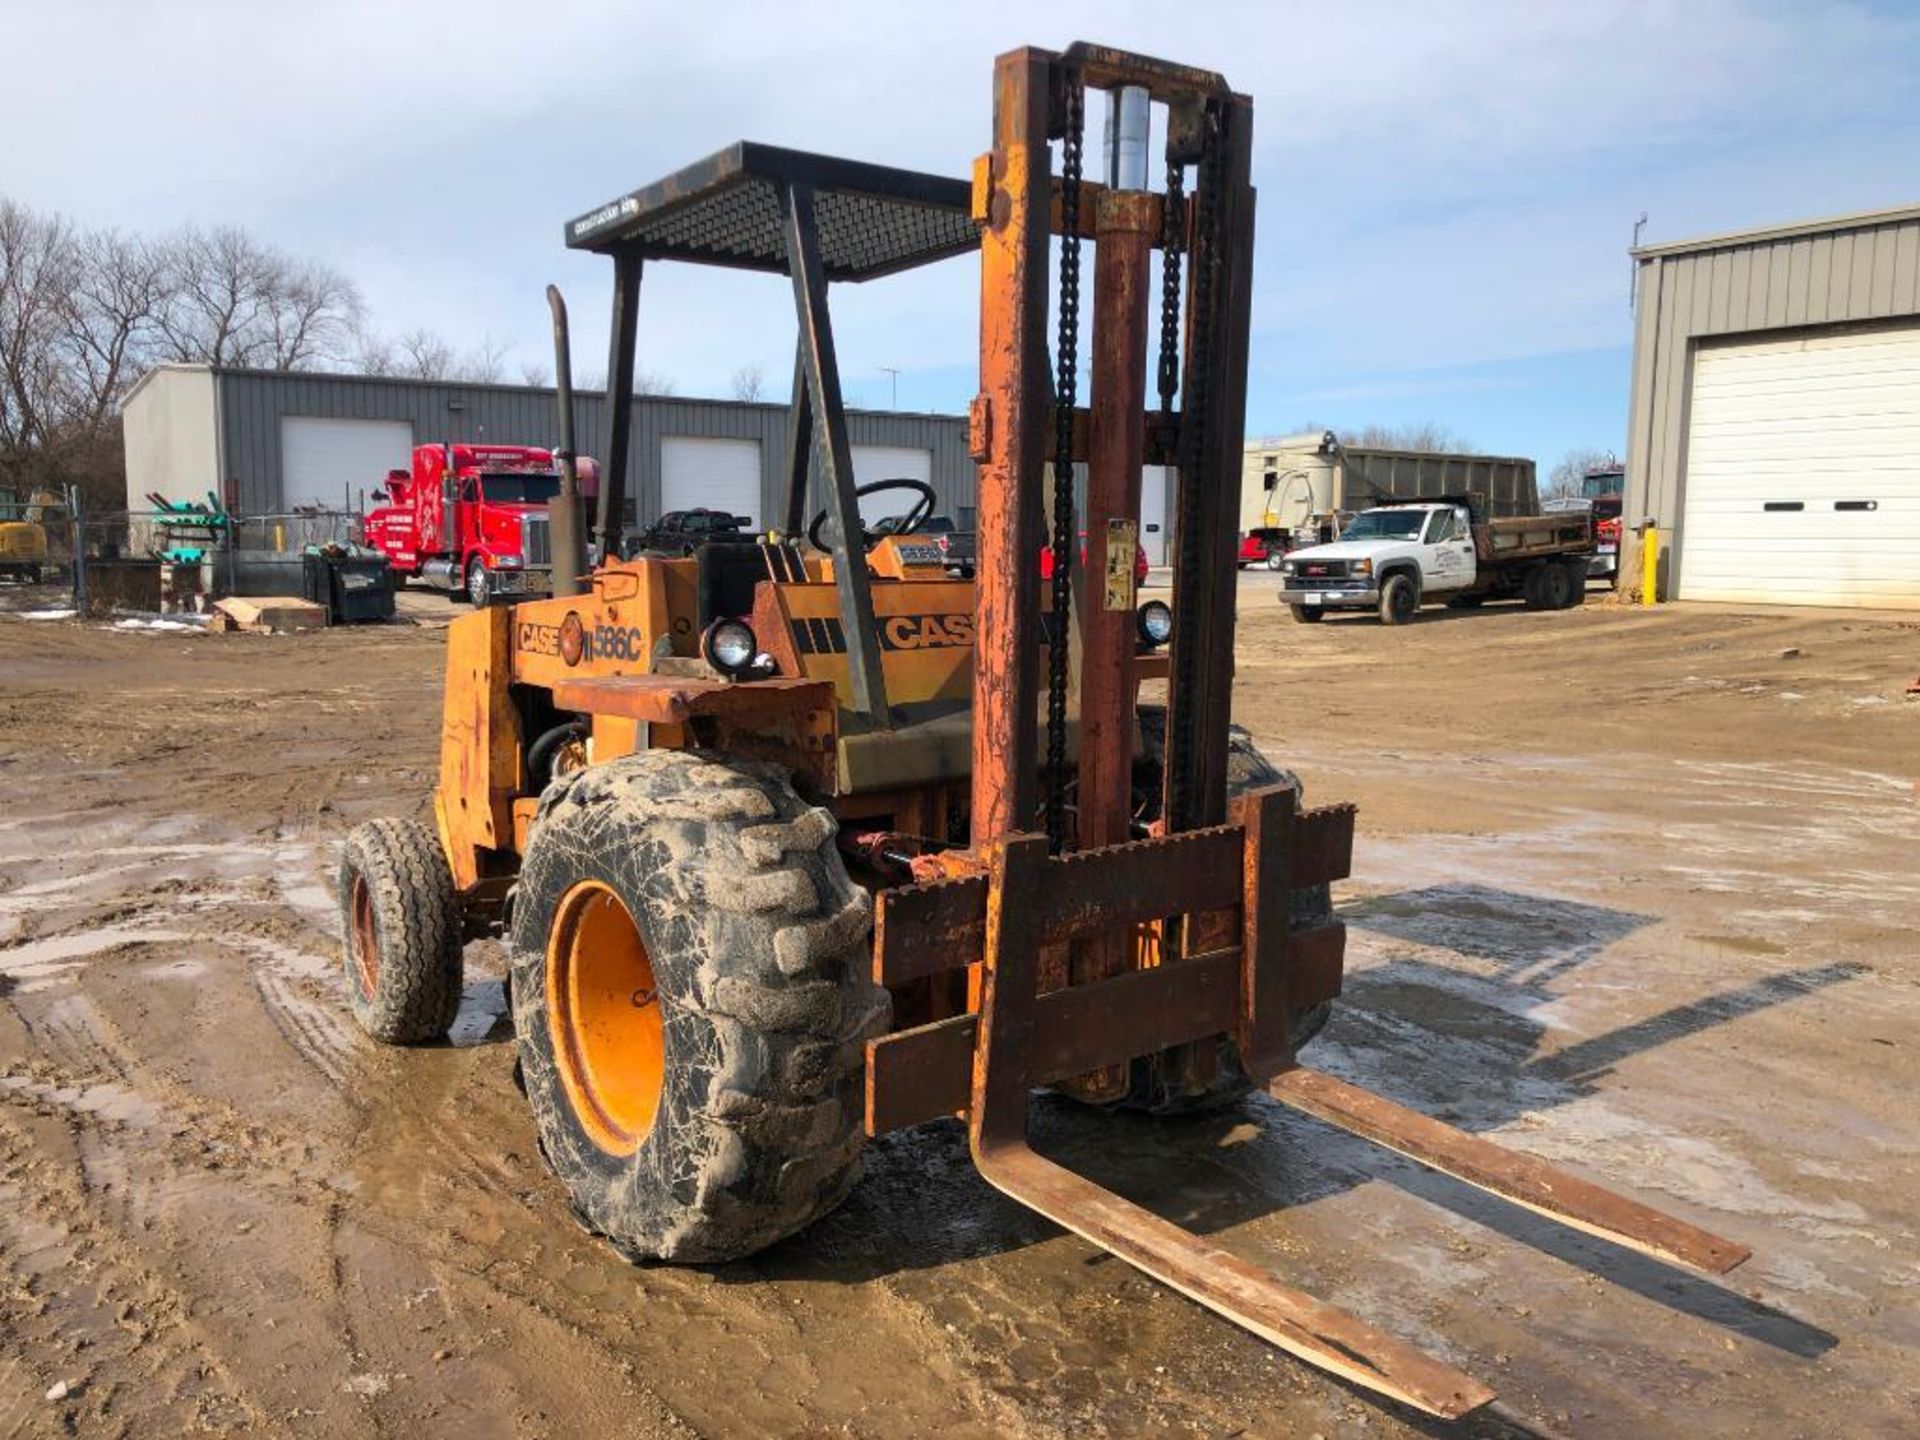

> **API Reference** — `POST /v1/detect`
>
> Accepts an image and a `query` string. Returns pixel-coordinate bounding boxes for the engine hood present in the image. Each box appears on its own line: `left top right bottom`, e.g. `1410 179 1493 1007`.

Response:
1286 538 1409 563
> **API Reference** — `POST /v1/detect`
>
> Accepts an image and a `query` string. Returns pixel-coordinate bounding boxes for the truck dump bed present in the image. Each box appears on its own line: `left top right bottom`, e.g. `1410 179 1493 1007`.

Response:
1477 509 1593 565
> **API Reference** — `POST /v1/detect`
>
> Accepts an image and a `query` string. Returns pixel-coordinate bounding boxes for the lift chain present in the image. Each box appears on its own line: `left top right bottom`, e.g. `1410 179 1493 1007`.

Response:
1165 99 1226 831
1044 75 1085 853
1156 157 1185 415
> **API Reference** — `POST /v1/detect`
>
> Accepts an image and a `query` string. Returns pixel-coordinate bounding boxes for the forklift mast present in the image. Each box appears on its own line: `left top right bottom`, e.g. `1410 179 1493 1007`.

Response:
970 44 1251 854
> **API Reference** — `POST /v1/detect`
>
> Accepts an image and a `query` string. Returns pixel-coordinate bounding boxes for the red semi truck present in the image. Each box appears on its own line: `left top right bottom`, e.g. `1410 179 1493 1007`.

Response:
364 443 596 606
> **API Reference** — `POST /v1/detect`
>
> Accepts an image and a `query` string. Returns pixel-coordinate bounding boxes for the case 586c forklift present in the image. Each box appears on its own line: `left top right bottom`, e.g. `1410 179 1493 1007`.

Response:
338 41 1750 1419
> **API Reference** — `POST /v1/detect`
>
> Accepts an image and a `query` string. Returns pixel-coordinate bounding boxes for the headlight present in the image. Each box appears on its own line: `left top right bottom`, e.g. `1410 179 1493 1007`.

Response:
1351 558 1373 575
1136 600 1173 648
701 618 758 676
492 553 523 568
1279 560 1297 575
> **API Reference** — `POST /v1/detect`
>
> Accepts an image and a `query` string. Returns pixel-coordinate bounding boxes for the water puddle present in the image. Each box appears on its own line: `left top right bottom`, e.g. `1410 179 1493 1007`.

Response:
0 927 188 990
0 1075 161 1128
448 978 510 1048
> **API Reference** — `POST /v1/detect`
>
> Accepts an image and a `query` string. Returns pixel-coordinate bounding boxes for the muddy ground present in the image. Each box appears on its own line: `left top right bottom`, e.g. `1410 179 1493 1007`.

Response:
0 579 1916 1439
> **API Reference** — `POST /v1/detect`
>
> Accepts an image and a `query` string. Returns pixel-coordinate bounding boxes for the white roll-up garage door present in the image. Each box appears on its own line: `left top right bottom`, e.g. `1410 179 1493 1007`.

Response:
281 418 414 511
1680 326 1920 608
661 437 761 526
851 445 933 525
1140 465 1169 565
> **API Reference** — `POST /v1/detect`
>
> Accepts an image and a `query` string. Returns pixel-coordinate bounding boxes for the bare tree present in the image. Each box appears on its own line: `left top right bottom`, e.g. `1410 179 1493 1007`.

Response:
460 335 508 385
633 366 676 397
729 363 766 402
1546 447 1620 501
349 326 397 376
0 201 170 507
388 327 457 380
66 230 167 417
151 225 361 371
518 359 552 387
153 225 280 366
0 198 75 459
1346 421 1474 453
266 256 362 370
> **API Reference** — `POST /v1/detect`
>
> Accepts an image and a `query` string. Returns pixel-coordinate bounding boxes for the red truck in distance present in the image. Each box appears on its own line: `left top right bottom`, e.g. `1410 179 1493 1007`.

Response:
363 443 597 606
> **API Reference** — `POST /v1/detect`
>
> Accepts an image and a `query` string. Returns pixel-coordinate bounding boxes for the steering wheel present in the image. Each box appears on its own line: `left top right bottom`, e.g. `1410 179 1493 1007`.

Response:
807 478 937 554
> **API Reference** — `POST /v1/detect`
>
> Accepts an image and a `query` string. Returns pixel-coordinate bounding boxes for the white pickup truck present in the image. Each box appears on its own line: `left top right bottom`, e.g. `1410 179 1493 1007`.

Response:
1276 497 1594 625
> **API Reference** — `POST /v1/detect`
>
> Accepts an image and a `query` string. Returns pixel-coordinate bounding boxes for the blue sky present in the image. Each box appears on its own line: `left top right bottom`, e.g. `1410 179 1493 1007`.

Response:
6 1 1917 474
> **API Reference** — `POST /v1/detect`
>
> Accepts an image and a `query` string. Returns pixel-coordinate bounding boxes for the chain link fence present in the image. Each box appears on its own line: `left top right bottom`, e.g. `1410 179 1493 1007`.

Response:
4 493 367 616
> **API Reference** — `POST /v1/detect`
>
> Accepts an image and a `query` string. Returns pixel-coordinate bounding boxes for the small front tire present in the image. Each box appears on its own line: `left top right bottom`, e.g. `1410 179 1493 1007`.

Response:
338 818 464 1044
1378 572 1419 625
1289 604 1325 624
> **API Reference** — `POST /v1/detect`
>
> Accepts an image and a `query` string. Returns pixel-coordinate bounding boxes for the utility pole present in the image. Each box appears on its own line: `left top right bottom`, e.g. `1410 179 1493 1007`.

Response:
879 366 900 409
1629 212 1649 309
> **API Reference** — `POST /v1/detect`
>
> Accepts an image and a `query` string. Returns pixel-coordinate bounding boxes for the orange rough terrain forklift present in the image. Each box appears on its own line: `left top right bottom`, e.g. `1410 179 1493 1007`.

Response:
338 42 1751 1418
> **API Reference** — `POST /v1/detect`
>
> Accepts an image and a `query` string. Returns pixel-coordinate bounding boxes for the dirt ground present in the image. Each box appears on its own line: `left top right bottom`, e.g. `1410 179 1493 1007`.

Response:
1 578 1916 1440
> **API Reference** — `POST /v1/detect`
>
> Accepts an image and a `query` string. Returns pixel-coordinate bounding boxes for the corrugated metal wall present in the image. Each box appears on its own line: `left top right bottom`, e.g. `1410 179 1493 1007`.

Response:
1624 210 1920 593
213 368 972 525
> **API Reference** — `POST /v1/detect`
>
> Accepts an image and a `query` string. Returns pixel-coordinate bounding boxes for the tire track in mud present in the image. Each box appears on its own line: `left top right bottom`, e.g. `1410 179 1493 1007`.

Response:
0 1102 270 1436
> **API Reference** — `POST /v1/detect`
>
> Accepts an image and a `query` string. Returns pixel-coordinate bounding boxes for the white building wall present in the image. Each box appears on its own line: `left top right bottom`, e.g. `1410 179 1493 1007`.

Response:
122 365 220 510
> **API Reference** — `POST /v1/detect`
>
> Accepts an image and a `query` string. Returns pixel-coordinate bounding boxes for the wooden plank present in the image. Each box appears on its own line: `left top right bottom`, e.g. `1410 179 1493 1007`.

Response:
1267 1068 1752 1276
211 595 325 632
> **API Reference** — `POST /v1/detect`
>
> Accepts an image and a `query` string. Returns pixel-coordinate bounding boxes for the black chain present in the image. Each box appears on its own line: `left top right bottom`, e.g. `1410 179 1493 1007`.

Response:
1167 101 1226 832
1156 156 1185 415
1044 78 1084 853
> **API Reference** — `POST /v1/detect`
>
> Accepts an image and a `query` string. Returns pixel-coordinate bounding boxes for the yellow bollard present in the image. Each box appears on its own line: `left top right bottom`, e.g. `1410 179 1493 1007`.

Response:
1640 523 1659 607
274 522 285 552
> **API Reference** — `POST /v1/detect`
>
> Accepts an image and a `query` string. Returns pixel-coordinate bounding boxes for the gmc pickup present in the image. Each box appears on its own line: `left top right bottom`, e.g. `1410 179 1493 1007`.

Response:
1277 496 1593 625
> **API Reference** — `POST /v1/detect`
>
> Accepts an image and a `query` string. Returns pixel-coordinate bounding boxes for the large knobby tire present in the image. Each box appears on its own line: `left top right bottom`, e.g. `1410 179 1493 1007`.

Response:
1377 571 1420 625
509 751 888 1264
338 818 465 1044
1123 710 1337 1115
1288 604 1325 624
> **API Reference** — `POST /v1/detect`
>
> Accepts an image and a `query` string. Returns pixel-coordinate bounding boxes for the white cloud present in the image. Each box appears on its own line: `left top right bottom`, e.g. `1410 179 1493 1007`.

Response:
3 0 1915 421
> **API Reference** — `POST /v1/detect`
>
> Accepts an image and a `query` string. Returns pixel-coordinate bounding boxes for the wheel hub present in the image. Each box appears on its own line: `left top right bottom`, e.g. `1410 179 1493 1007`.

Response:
547 882 665 1156
349 875 380 1001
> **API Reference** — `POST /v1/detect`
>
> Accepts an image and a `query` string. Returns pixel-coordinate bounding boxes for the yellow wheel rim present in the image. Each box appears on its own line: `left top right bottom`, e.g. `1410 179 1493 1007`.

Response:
547 882 665 1156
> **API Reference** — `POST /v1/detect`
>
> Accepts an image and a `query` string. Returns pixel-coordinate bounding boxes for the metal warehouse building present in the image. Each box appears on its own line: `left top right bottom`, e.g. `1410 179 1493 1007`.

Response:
121 364 974 532
1623 203 1920 608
